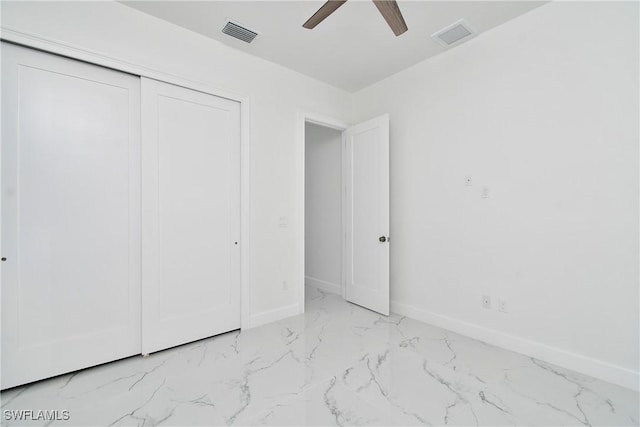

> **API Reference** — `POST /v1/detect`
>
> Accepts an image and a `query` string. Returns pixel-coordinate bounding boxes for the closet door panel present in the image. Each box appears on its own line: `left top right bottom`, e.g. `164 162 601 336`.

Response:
141 78 240 354
1 43 141 389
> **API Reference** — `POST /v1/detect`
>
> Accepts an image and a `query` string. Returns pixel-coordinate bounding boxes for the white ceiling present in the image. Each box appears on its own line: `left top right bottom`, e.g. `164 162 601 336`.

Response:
121 1 546 92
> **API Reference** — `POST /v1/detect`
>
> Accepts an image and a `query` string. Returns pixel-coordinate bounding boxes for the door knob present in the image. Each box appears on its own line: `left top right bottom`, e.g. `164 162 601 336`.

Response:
379 236 387 243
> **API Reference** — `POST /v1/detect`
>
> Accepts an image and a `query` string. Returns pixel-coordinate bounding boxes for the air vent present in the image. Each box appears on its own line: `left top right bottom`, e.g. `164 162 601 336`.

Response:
432 19 475 47
222 20 258 43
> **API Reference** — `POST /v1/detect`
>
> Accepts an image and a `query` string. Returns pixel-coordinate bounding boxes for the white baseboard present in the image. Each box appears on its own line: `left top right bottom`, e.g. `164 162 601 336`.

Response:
391 300 639 391
305 276 341 295
249 303 301 329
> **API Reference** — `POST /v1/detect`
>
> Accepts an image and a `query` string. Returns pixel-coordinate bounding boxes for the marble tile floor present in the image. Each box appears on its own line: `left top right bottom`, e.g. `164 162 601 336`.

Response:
1 287 638 427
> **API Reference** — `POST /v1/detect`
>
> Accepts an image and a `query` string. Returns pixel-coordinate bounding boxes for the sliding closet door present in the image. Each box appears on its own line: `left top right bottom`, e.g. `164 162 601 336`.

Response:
141 78 241 354
1 43 141 389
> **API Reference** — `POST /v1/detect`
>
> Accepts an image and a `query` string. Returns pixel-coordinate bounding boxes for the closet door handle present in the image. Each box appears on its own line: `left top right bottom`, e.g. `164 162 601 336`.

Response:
378 236 387 243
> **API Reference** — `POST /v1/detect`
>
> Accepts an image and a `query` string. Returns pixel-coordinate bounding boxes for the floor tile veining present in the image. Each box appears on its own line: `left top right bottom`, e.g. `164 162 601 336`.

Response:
1 287 638 426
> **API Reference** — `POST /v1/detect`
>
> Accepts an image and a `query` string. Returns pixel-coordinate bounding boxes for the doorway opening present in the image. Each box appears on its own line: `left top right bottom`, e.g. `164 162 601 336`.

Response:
298 112 390 317
304 120 346 310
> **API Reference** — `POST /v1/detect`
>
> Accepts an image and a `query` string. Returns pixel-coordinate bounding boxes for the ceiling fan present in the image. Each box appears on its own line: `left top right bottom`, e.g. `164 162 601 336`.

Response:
303 0 408 36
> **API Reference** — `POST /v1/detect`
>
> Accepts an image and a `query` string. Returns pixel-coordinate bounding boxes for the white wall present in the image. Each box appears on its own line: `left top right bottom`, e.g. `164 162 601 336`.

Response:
0 1 352 327
352 1 639 389
305 123 342 294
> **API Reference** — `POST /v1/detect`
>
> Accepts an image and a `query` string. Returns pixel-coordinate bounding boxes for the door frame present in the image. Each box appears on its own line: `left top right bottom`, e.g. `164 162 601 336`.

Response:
297 111 350 312
0 30 253 330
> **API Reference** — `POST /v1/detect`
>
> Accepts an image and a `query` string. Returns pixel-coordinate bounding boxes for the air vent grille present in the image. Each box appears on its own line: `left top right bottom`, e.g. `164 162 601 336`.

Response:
222 21 258 43
432 20 475 47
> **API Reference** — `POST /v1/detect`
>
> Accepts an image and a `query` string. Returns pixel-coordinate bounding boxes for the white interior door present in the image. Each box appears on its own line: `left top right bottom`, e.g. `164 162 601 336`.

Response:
1 43 141 389
141 78 241 354
343 114 390 315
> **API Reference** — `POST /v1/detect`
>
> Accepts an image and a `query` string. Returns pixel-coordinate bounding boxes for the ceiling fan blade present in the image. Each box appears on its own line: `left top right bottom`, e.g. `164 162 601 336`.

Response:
303 0 348 29
372 0 408 36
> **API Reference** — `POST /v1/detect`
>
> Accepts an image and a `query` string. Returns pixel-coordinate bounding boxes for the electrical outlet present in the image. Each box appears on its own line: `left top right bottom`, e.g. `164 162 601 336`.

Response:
481 186 490 198
465 175 472 186
282 280 288 290
499 300 508 313
482 295 491 309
